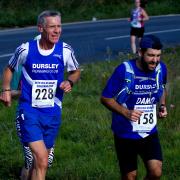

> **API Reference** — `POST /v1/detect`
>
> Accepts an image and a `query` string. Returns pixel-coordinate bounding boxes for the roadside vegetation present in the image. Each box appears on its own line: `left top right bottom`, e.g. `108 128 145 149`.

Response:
0 0 180 28
0 46 179 179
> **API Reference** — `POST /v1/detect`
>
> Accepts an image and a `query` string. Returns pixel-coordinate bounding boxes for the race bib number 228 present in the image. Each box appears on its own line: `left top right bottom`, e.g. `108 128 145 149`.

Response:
32 80 57 108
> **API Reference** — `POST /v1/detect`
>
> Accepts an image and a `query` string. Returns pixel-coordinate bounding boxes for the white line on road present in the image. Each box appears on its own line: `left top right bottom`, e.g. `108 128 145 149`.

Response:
0 53 13 58
1 28 180 59
105 28 180 40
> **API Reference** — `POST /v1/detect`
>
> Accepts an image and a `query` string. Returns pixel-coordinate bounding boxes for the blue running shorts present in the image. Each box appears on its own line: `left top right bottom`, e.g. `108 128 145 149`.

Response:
16 109 61 149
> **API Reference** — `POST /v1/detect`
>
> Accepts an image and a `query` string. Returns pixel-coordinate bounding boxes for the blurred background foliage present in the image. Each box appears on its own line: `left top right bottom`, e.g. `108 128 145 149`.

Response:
0 0 180 28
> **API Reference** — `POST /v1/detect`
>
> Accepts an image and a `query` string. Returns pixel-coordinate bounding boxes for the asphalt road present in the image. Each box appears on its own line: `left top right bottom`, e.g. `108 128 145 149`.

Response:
0 14 180 74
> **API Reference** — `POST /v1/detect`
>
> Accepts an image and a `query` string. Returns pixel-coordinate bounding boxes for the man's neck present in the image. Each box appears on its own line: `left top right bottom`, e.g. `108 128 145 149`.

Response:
39 39 54 50
136 58 143 71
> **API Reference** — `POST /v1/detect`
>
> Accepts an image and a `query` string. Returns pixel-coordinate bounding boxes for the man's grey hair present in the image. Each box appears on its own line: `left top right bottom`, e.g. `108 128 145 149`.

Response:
37 10 61 26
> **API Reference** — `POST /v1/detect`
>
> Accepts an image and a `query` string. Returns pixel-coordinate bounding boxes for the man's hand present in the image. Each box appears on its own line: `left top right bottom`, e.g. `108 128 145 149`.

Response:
59 80 72 93
0 90 12 107
126 109 144 122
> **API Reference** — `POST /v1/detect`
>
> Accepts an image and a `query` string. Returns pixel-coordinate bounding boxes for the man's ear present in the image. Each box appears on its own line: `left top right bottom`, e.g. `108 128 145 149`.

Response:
38 24 43 33
138 49 143 57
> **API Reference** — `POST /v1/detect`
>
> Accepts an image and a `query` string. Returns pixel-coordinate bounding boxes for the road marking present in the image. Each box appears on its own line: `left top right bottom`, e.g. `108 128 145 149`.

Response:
1 27 180 59
105 28 180 40
0 53 13 58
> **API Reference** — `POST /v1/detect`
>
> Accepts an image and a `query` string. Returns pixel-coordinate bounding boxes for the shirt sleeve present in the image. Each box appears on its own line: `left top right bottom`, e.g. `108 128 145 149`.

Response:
63 42 79 72
102 64 126 98
8 42 29 72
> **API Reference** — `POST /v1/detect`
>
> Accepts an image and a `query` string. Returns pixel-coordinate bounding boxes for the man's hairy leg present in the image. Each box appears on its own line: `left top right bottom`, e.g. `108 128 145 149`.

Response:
29 140 48 180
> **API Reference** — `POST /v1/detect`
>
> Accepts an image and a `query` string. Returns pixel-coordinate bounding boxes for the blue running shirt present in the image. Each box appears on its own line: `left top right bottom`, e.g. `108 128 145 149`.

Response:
102 59 167 139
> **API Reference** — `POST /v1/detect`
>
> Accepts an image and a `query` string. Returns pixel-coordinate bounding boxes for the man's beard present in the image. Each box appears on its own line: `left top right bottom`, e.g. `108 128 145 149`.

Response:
141 57 159 72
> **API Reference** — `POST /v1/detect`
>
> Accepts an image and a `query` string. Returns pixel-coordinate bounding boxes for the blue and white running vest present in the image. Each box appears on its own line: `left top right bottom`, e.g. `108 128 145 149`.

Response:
19 40 64 115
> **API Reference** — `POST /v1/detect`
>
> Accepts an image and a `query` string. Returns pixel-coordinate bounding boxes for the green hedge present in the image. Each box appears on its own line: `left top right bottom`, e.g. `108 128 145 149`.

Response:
0 0 180 27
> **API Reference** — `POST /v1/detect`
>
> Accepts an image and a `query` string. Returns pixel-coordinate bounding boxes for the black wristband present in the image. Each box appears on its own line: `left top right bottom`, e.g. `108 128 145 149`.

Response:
159 104 166 112
67 79 74 87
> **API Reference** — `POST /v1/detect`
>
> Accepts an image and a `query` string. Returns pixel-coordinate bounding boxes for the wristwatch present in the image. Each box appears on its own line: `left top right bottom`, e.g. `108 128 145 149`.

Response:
159 104 166 112
67 79 74 87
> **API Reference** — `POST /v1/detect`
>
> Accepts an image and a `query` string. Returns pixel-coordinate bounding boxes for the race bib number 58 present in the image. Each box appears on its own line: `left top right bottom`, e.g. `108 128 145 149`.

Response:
32 80 57 108
131 104 157 132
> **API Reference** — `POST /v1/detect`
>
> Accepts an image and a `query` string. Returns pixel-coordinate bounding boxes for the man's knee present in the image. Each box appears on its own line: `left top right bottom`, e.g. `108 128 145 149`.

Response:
146 160 162 179
122 170 137 180
147 168 162 179
35 154 48 169
23 145 55 169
